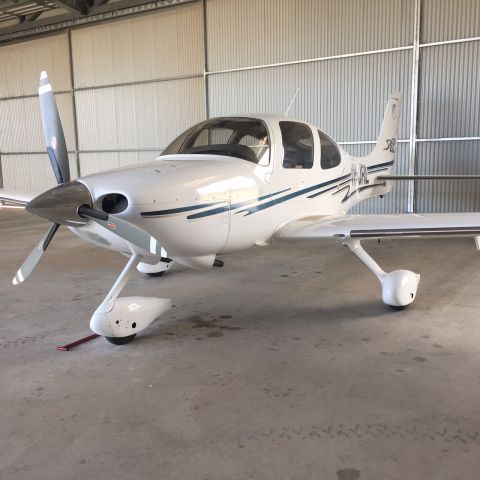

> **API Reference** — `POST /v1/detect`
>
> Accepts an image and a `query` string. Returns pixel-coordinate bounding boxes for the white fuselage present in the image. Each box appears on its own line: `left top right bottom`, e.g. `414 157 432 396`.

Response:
71 115 392 268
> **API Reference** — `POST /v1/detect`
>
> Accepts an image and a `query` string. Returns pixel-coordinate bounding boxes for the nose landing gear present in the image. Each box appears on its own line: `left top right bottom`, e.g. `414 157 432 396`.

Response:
105 334 136 345
90 255 171 345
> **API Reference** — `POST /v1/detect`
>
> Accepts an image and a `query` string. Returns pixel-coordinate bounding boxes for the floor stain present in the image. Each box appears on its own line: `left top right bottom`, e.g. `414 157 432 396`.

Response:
207 331 223 338
336 468 361 480
188 316 220 329
414 356 427 362
1 332 52 350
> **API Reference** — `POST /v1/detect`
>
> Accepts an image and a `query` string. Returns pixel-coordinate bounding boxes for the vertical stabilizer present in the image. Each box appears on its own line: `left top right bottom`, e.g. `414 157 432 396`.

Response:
345 93 403 209
360 92 402 169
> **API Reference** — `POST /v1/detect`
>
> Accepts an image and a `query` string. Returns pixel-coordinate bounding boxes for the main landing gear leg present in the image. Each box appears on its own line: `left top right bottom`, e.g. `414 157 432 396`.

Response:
345 239 420 310
90 254 171 344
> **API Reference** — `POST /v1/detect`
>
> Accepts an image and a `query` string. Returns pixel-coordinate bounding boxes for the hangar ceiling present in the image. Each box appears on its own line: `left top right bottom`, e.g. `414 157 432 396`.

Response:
0 0 59 24
0 0 195 43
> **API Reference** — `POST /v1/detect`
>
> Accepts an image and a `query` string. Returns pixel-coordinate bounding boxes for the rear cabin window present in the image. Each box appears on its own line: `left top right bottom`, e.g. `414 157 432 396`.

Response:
280 121 314 169
318 130 341 169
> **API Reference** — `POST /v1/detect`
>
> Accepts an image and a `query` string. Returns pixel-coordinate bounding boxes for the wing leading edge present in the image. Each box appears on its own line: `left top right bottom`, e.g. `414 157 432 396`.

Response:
0 189 35 206
275 213 480 243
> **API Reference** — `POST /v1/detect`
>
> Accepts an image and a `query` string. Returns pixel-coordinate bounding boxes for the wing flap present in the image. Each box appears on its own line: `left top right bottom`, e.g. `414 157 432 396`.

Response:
275 213 480 242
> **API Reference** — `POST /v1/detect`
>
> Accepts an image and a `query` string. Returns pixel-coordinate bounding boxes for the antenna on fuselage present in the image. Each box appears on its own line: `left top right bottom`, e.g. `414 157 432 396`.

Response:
284 88 300 116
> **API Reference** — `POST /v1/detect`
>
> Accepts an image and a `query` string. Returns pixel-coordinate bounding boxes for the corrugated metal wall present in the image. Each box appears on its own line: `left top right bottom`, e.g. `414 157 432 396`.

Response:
71 2 205 178
0 2 205 192
0 0 479 212
208 51 412 141
414 0 480 211
206 0 413 70
0 32 76 192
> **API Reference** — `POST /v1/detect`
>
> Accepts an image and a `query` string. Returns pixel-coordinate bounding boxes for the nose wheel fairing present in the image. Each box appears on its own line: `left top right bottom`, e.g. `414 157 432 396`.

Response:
91 296 171 338
89 254 171 340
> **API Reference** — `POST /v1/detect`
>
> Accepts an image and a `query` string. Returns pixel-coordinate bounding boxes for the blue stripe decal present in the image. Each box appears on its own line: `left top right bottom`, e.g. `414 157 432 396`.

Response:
307 183 346 199
141 201 225 217
237 173 351 216
187 205 230 219
186 188 291 220
142 161 393 220
367 160 394 171
368 167 390 174
342 183 385 202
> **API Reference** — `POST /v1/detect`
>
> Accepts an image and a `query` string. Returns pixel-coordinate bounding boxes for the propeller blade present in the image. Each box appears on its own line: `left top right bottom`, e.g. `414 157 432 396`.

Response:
12 223 60 285
39 71 70 185
77 206 162 256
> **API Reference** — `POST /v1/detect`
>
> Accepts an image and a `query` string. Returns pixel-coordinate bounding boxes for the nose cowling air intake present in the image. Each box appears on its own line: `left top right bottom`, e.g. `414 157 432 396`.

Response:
26 181 92 227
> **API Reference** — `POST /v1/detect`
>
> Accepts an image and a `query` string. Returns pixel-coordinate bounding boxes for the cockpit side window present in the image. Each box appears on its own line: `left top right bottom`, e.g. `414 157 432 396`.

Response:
161 118 270 165
318 130 341 169
280 122 314 169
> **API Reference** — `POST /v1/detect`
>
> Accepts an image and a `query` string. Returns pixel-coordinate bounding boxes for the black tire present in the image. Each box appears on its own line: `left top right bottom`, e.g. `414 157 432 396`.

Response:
147 271 165 277
388 304 408 311
105 334 137 345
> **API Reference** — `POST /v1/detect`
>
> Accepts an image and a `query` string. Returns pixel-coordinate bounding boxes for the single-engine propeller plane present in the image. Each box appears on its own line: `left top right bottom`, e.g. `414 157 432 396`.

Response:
2 71 480 345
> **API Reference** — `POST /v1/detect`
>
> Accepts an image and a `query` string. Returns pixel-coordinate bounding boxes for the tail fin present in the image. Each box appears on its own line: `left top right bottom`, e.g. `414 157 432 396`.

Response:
360 92 402 169
345 93 402 209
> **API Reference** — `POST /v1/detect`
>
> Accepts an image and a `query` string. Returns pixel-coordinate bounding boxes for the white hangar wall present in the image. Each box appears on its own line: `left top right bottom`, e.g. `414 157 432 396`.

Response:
0 2 205 192
0 0 479 213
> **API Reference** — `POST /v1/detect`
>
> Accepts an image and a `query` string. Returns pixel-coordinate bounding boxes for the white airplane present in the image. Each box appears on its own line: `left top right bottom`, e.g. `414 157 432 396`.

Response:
2 71 480 345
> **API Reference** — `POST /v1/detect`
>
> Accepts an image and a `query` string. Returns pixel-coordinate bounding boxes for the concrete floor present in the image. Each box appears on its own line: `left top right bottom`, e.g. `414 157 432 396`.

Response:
1 209 480 480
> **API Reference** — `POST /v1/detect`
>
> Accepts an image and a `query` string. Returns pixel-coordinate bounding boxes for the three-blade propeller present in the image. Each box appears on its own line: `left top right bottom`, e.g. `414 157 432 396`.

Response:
13 223 59 285
39 70 70 185
13 71 161 285
12 71 69 285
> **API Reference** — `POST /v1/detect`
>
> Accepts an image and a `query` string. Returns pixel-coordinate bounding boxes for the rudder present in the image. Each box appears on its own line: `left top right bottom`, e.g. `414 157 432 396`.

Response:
360 92 402 170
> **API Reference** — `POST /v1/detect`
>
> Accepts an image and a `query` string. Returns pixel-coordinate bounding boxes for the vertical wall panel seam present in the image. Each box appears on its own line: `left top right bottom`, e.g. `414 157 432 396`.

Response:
408 0 422 213
202 0 209 119
0 152 3 190
67 28 81 178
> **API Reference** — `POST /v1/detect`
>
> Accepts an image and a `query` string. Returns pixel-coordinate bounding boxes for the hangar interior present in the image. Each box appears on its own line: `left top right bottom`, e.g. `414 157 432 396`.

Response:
1 1 480 479
1 0 479 212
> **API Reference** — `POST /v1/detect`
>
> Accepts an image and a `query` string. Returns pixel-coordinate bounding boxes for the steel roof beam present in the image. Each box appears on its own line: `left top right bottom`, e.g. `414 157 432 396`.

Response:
19 9 42 22
0 0 198 42
52 0 86 15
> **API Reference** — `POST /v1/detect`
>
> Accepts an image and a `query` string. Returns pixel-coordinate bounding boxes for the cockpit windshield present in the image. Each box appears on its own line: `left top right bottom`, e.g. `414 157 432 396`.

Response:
161 117 270 165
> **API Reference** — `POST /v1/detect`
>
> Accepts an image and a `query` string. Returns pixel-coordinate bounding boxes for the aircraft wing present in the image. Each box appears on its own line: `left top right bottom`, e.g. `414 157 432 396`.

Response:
275 213 480 243
0 189 35 206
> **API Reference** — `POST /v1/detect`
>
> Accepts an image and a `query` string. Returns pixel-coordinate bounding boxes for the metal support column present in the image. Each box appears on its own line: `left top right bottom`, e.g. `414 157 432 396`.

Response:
67 28 81 178
0 152 3 190
202 0 209 119
408 0 422 213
